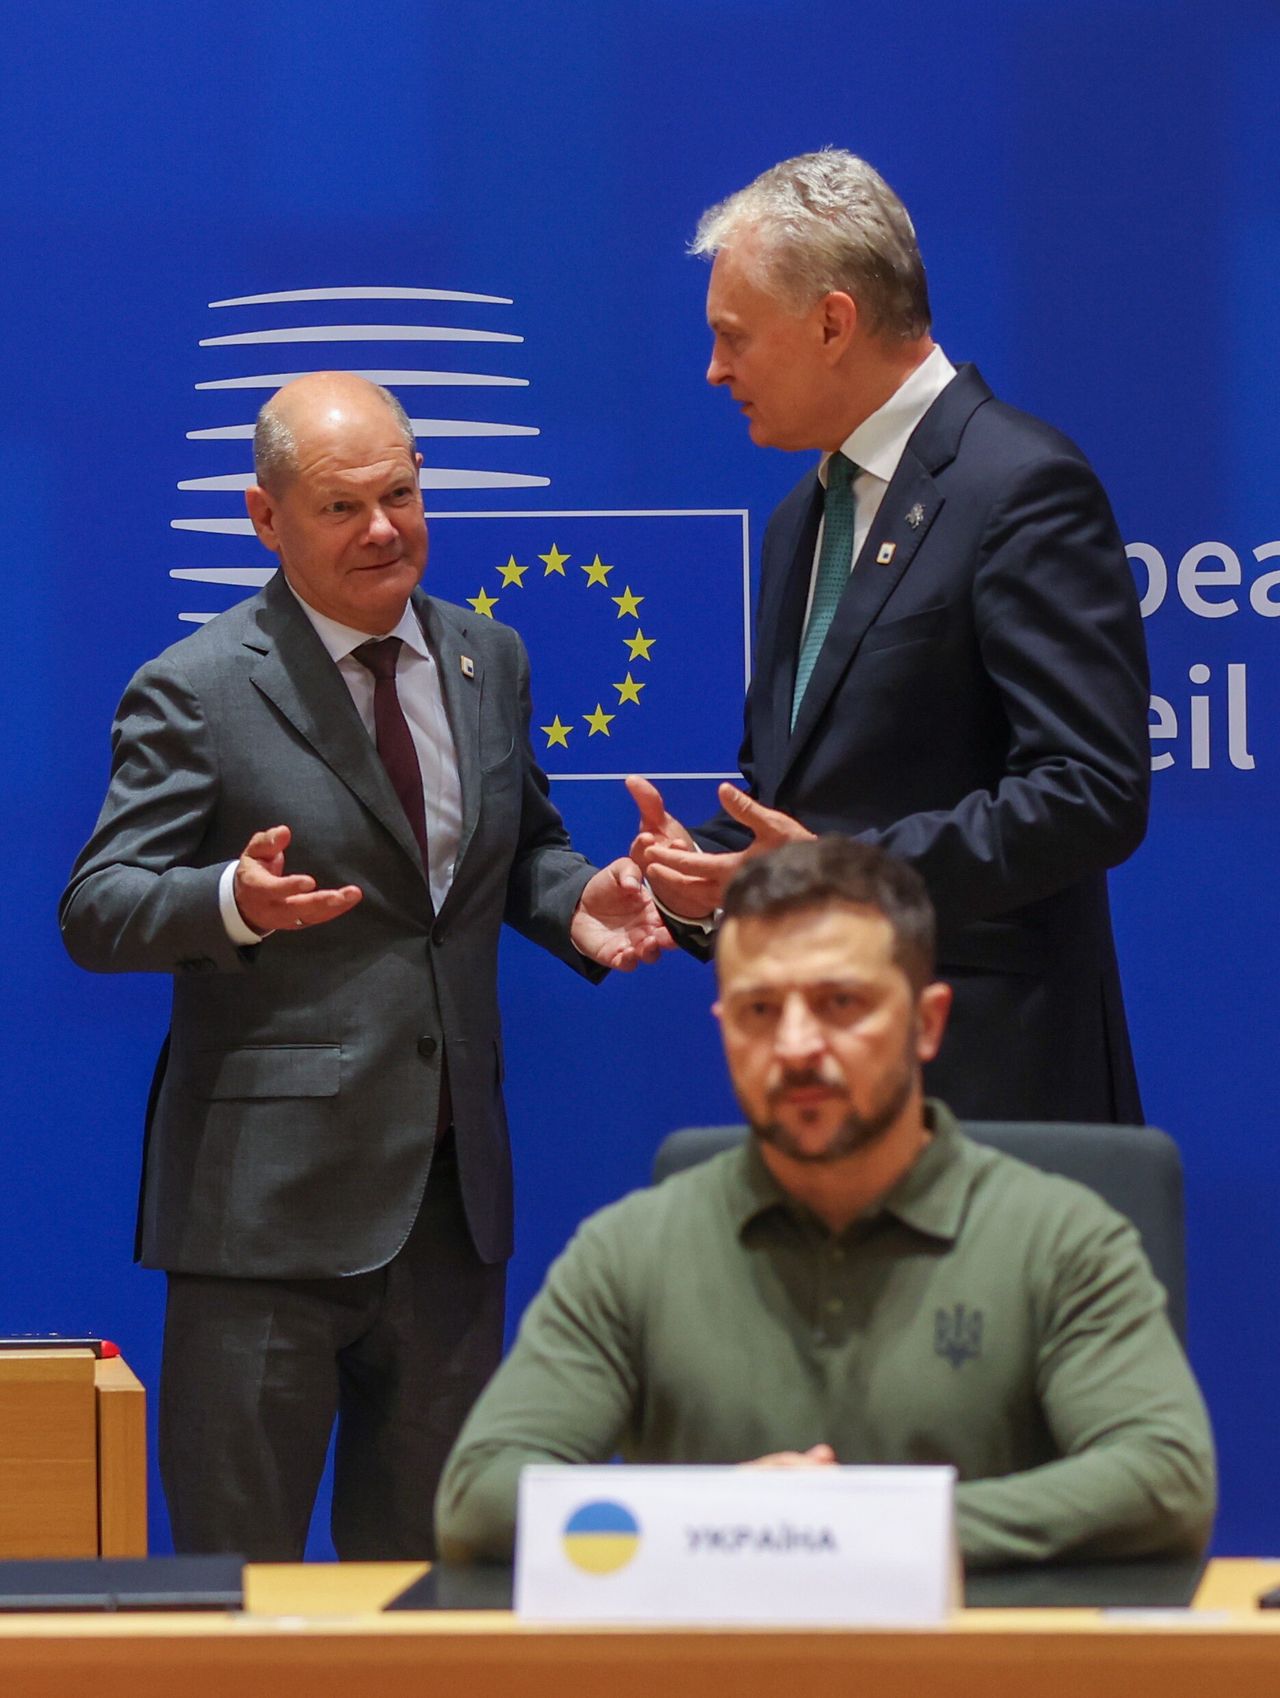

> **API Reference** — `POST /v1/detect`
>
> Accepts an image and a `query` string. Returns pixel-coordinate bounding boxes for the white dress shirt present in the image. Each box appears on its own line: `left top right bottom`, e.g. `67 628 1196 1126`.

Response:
220 585 463 942
800 343 957 634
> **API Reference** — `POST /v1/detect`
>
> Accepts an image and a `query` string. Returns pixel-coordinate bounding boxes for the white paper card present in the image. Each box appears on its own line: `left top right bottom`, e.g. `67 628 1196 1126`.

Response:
515 1464 958 1625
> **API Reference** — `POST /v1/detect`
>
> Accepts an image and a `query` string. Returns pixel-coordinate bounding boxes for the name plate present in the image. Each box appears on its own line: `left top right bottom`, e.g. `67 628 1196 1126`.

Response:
515 1464 958 1625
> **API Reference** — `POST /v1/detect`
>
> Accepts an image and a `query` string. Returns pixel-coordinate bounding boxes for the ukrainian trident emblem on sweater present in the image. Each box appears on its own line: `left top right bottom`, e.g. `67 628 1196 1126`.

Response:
934 1303 983 1369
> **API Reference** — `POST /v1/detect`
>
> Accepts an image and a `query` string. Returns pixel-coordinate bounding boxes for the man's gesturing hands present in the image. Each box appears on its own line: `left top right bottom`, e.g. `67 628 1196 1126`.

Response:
234 828 670 967
626 775 815 920
234 825 363 935
570 857 674 971
235 806 737 962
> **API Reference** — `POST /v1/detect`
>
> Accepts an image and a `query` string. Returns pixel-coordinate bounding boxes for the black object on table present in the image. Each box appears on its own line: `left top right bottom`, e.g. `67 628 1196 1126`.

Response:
0 1555 244 1612
385 1555 1207 1613
963 1555 1206 1609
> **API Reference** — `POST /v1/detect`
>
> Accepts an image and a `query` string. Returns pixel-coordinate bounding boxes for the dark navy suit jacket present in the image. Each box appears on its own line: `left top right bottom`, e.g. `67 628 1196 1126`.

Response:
692 365 1150 1122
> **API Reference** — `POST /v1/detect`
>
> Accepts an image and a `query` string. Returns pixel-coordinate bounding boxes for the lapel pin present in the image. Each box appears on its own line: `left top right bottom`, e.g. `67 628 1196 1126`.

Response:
906 503 925 529
460 655 475 679
876 542 897 565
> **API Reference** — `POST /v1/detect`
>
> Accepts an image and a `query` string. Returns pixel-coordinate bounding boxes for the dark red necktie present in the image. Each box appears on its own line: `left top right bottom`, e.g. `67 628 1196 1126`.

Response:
353 635 452 1134
352 636 430 879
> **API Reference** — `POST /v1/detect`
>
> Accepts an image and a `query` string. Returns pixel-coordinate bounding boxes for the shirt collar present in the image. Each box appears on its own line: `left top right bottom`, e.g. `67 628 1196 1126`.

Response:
727 1099 981 1245
819 343 956 487
873 1100 982 1242
282 577 430 665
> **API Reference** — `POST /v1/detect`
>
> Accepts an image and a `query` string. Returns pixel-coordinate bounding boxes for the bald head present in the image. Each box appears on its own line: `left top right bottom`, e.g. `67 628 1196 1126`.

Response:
253 372 416 496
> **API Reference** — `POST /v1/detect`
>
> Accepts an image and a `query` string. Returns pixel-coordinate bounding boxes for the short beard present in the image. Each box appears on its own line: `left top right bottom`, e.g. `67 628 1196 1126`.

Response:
749 1054 916 1166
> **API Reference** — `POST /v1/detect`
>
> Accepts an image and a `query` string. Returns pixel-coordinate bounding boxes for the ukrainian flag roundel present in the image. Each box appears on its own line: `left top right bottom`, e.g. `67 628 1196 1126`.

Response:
561 1500 641 1574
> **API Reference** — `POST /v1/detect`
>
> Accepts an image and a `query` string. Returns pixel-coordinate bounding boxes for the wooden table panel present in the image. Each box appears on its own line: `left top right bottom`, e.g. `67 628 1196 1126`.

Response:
2 1559 1279 1698
94 1355 148 1556
0 1350 97 1558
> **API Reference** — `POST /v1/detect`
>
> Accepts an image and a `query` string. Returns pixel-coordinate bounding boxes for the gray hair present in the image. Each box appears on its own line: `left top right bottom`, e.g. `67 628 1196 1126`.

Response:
692 150 931 340
252 381 417 492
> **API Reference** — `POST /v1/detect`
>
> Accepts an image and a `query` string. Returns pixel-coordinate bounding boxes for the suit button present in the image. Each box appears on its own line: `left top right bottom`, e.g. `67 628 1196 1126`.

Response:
432 926 447 945
417 1036 438 1059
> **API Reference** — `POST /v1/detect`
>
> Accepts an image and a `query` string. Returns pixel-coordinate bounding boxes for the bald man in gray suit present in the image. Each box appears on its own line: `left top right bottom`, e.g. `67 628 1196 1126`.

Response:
61 372 667 1561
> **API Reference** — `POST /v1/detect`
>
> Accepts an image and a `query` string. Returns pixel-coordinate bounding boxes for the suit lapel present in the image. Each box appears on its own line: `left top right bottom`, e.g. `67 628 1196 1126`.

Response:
417 591 483 877
245 575 429 877
780 365 992 778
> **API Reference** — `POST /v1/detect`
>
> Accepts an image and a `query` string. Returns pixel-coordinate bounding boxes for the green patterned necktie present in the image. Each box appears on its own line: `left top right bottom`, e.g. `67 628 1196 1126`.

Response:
791 451 858 729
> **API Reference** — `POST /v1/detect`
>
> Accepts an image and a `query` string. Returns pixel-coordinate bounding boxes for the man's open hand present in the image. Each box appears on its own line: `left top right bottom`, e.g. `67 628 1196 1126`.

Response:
234 825 363 935
627 775 815 920
570 856 674 971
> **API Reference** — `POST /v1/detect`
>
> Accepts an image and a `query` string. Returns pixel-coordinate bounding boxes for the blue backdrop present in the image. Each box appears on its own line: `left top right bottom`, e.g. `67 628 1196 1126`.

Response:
3 0 1277 1556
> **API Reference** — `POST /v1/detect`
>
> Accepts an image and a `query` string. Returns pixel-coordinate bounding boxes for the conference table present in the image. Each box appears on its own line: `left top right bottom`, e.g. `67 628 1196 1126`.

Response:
1 1558 1278 1697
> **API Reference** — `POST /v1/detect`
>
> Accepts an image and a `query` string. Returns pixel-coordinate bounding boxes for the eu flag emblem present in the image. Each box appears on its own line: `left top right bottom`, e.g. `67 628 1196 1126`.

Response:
428 509 749 777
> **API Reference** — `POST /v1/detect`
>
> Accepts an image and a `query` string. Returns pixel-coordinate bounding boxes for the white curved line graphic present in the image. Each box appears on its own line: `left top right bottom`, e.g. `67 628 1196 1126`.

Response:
177 469 551 492
210 286 512 307
420 470 550 489
170 567 274 586
195 371 528 389
176 476 258 491
171 519 255 534
200 325 523 347
186 420 539 440
178 613 218 624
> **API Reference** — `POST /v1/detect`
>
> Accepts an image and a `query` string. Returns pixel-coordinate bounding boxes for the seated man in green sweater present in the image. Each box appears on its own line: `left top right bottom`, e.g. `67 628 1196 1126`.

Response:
437 837 1215 1568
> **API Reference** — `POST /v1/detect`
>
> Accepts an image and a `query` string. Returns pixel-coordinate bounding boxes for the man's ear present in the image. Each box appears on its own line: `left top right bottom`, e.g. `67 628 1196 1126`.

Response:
244 484 281 554
914 980 952 1064
818 290 857 357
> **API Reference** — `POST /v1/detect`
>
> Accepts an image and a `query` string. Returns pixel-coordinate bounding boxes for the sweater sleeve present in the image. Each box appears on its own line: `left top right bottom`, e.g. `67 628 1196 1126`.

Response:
436 1211 641 1561
957 1206 1216 1567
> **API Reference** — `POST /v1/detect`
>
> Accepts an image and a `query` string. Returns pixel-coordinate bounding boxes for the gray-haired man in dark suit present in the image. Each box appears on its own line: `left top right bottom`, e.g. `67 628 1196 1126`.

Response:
630 151 1150 1125
61 371 667 1560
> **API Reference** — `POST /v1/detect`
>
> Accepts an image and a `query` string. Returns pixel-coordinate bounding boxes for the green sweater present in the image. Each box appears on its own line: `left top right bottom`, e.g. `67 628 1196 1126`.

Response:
438 1105 1215 1568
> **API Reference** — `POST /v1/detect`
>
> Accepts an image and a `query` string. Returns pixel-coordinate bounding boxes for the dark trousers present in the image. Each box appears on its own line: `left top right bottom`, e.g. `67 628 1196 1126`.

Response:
159 1133 505 1561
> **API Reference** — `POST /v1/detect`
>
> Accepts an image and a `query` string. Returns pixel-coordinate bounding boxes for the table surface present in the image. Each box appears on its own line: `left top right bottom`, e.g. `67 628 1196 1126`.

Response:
0 1558 1278 1698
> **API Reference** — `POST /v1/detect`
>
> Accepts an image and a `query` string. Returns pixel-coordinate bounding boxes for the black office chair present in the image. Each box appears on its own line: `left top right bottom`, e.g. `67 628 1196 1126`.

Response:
651 1121 1187 1343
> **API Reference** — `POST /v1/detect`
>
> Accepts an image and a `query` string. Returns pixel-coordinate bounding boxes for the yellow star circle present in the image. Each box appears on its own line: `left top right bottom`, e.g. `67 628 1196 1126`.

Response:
465 540 655 750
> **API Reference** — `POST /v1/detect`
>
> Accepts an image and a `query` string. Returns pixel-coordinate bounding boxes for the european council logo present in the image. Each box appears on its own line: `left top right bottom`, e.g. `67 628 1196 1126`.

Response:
561 1500 641 1574
169 281 750 781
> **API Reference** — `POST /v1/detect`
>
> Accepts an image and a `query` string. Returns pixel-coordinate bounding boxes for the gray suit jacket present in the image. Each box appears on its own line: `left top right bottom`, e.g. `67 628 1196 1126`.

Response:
60 574 602 1276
